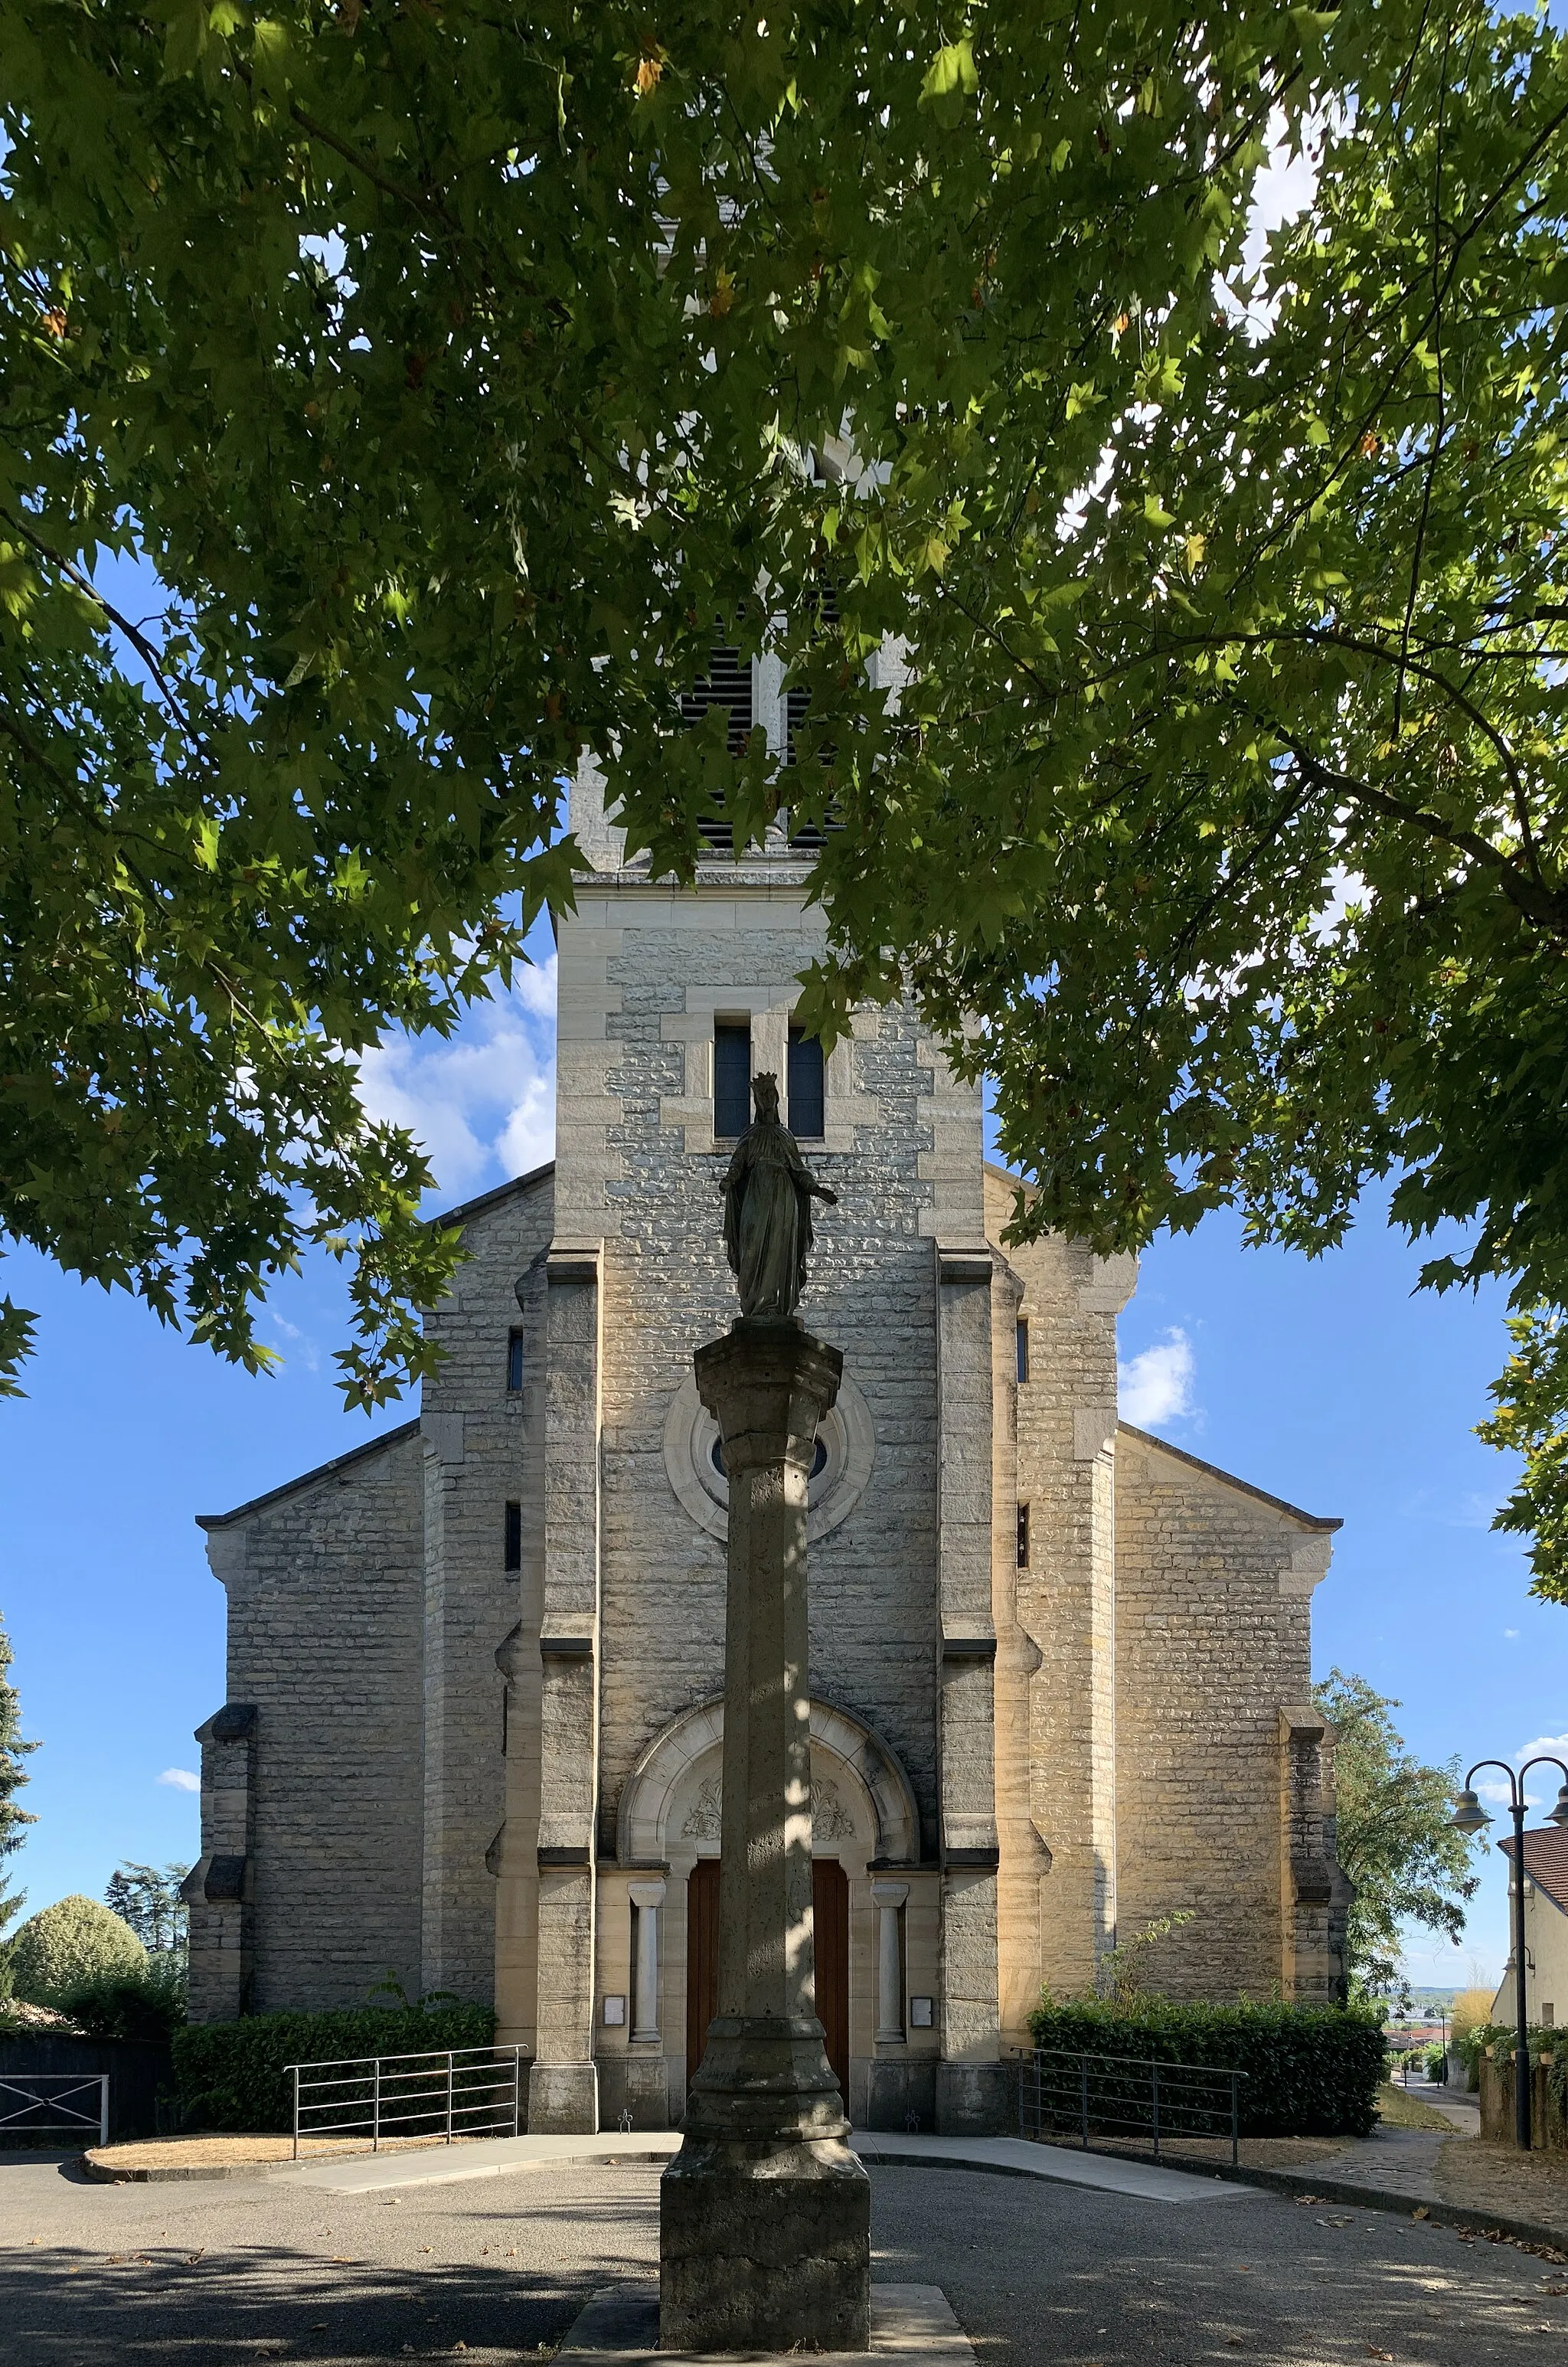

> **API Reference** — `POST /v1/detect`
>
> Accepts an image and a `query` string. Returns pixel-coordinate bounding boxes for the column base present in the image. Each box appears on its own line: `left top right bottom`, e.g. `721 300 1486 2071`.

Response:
597 2052 672 2131
527 2061 599 2134
859 2055 939 2133
934 2061 1010 2137
659 2136 871 2352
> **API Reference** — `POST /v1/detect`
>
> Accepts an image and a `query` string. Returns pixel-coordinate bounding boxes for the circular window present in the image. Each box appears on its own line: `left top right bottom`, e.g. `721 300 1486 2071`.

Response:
665 1372 875 1545
710 1434 828 1481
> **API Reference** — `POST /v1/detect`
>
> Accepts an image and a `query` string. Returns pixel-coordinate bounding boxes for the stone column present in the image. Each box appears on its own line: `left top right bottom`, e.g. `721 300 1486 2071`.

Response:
660 1316 871 2353
629 1880 665 2045
871 1882 908 2045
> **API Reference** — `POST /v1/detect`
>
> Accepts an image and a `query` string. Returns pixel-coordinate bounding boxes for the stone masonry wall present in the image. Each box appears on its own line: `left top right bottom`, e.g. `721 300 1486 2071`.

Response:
200 1428 427 2012
993 1168 1134 2018
420 1167 555 2011
555 872 988 1875
1112 1425 1335 2002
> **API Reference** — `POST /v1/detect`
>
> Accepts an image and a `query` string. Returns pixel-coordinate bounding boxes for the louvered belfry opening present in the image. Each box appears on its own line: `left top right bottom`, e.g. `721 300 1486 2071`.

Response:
681 643 753 851
785 580 840 849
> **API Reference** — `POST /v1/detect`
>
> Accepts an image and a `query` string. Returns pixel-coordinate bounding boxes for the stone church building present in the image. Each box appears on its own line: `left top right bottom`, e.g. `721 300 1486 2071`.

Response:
185 744 1349 2134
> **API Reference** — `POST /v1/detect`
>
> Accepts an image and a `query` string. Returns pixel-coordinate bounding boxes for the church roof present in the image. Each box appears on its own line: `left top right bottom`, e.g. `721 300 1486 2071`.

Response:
197 1160 554 1532
196 1418 421 1531
1500 1828 1568 1919
431 1157 554 1231
1118 1423 1341 1532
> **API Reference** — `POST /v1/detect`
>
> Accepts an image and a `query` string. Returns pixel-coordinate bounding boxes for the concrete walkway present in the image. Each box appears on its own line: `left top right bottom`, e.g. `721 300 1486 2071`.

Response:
273 2126 1260 2206
555 2281 974 2367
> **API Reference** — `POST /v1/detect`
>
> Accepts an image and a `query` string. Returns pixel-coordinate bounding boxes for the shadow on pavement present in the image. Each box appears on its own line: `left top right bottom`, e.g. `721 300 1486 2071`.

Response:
3 2193 660 2367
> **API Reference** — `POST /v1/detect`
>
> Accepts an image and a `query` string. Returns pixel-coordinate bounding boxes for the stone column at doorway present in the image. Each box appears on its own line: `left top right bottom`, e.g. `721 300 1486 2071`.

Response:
629 1881 665 2042
871 1882 908 2043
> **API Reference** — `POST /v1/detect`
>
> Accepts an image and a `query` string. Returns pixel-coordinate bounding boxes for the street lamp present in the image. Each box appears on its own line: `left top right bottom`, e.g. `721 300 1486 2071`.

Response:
1452 1757 1568 2150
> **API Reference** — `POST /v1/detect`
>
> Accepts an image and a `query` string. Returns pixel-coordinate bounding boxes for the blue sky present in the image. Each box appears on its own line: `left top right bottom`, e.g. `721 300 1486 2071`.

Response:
4 916 1563 1996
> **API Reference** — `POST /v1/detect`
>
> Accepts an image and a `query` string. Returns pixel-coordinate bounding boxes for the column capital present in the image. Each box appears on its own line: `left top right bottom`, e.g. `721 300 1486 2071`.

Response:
628 1878 667 1911
694 1319 843 1471
869 1880 910 1911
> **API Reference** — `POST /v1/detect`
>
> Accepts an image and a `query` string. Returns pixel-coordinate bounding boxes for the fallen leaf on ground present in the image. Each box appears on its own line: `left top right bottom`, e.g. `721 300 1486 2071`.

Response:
1367 2349 1393 2362
1413 2207 1429 2220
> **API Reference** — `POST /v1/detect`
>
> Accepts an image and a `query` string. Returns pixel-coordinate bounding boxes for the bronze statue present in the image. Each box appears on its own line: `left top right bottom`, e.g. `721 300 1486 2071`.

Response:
721 1074 837 1319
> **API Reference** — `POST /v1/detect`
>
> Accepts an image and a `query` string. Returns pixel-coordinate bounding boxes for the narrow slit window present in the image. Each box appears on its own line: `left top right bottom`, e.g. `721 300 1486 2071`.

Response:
506 1330 525 1392
788 1027 825 1140
714 1021 752 1138
1016 1503 1031 1571
504 1500 522 1573
1015 1319 1030 1385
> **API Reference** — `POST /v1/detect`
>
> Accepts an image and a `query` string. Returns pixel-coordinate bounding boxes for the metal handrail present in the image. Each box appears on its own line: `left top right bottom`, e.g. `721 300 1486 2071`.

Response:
0 2073 110 2148
286 2044 526 2161
1011 2045 1247 2168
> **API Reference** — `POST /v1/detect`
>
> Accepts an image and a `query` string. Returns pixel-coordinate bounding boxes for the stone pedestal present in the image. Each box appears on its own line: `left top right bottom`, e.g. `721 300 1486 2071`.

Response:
660 1317 872 2353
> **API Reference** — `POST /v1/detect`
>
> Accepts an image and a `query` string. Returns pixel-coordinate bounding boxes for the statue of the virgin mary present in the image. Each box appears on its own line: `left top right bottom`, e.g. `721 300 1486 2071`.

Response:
721 1074 838 1319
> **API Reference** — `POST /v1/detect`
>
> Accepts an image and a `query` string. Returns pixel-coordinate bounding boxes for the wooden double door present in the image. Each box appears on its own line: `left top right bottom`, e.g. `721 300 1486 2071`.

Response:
685 1857 849 2103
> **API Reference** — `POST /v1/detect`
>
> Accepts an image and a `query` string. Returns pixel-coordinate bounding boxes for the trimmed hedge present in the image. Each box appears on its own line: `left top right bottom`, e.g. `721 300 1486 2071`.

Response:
1026 1998 1387 2137
172 2005 497 2132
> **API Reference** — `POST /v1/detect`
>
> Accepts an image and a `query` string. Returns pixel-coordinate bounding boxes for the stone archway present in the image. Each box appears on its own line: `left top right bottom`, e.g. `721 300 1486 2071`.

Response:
616 1695 920 1868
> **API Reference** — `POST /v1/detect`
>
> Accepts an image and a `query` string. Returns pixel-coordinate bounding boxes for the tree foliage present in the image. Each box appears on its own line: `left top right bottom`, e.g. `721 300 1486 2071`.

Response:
1315 1669 1478 2009
8 1892 146 2004
0 1608 37 1864
6 1 1568 1578
104 1862 191 1957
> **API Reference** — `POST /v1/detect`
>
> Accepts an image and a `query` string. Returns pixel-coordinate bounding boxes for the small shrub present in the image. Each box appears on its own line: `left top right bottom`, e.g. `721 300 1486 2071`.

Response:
54 1956 188 2043
10 1896 145 2003
1025 1996 1387 2137
172 2004 498 2132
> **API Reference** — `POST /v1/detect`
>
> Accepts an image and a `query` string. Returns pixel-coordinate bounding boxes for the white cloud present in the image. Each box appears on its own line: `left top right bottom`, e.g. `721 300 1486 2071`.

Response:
158 1767 200 1793
265 1311 321 1375
1118 1328 1197 1430
1516 1732 1568 1762
355 969 557 1201
1503 1627 1519 1640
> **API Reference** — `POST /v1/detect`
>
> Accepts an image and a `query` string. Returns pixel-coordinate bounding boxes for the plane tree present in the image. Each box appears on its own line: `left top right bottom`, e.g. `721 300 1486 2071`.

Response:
5 3 1568 1594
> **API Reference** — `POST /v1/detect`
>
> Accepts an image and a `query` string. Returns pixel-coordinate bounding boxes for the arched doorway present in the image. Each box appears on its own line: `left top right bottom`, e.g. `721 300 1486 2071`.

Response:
685 1859 850 2104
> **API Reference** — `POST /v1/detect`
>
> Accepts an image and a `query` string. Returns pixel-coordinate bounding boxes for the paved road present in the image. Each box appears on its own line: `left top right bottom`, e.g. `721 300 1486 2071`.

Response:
2 2151 1564 2366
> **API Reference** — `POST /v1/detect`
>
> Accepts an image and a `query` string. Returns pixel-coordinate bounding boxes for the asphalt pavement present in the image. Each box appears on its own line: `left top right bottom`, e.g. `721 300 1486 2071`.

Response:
2 2150 1565 2367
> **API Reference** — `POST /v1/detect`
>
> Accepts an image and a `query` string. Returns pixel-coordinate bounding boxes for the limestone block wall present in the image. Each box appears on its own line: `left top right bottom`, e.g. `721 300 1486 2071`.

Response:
992 1168 1134 2018
420 1166 554 2016
194 1426 427 2014
554 869 987 1871
1112 1424 1338 2002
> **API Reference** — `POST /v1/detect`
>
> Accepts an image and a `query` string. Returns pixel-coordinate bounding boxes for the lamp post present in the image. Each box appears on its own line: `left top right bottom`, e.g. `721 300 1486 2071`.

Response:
1451 1756 1568 2150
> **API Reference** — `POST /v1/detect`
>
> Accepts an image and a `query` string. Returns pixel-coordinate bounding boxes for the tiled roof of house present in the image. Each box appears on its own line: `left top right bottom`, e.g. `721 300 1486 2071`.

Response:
1500 1826 1568 1917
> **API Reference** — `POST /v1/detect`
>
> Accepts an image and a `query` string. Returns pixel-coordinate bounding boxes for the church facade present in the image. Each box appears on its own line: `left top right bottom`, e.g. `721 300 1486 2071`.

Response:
185 762 1349 2134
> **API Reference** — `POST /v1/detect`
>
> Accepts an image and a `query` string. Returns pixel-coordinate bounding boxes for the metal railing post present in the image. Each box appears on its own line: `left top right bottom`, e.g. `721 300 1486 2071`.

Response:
446 2051 455 2145
99 2075 109 2150
512 2046 521 2138
1230 2074 1240 2169
1080 2055 1089 2150
373 2056 381 2153
292 2066 300 2162
1151 2060 1160 2162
